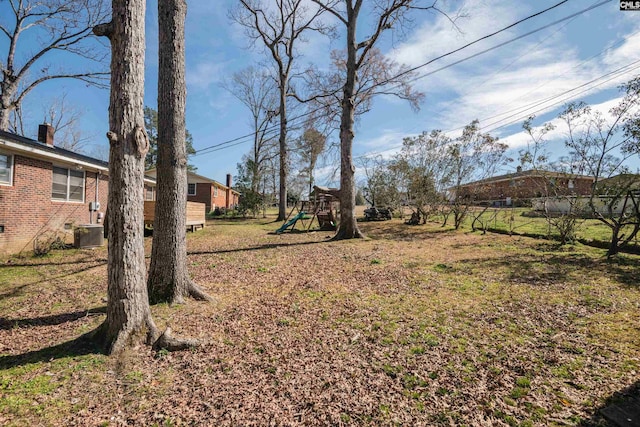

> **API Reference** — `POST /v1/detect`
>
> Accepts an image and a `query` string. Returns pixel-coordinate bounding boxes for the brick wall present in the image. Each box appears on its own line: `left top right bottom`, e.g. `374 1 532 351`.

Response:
212 184 227 209
185 182 238 212
458 176 594 202
0 155 109 255
187 183 213 212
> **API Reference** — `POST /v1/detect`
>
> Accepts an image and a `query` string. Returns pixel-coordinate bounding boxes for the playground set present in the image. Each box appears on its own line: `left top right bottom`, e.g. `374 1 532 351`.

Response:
275 189 339 234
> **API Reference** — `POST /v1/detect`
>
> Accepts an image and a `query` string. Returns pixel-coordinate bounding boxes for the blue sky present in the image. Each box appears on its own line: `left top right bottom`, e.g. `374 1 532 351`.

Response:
8 0 640 185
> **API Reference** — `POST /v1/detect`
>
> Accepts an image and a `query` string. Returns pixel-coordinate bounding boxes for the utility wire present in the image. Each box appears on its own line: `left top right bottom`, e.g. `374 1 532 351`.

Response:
402 0 611 86
481 62 640 133
388 0 601 142
193 0 609 157
448 30 640 132
355 60 640 159
395 0 575 80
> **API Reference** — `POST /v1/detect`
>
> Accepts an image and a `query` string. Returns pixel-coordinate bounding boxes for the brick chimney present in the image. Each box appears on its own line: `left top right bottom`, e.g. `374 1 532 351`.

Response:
226 173 232 209
37 123 55 147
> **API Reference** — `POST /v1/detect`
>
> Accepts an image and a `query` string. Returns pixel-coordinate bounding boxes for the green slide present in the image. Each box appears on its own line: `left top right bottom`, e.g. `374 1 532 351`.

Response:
276 211 307 234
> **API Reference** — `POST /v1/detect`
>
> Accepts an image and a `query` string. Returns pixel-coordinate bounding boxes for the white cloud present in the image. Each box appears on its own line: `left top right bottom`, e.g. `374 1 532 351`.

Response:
354 130 418 160
497 96 626 151
186 60 229 90
382 0 640 137
602 24 640 68
390 0 520 69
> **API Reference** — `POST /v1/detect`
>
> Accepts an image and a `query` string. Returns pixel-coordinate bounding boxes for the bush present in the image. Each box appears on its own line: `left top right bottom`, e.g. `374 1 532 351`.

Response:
33 230 68 256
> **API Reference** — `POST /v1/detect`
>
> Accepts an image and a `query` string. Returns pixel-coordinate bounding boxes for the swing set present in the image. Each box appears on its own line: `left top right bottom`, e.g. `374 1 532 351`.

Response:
275 187 339 234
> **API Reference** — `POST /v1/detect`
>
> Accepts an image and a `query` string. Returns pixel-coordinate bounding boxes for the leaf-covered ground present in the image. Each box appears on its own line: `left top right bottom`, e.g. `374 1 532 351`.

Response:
0 217 639 426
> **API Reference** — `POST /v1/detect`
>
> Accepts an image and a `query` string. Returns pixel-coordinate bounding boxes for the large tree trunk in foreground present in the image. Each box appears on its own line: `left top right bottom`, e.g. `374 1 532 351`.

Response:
147 0 212 305
333 4 364 240
92 0 158 354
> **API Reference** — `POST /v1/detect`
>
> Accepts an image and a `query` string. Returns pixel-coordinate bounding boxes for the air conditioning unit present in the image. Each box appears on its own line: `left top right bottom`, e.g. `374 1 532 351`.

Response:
74 225 104 249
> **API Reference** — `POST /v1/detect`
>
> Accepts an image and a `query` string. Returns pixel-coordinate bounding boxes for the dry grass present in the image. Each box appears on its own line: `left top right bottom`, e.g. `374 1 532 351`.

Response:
0 217 639 426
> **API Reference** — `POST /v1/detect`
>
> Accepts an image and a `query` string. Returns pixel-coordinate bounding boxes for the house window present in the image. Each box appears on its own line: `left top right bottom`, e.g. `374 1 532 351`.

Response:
52 166 85 202
145 186 154 200
187 183 196 196
0 153 13 185
214 186 218 197
568 179 575 189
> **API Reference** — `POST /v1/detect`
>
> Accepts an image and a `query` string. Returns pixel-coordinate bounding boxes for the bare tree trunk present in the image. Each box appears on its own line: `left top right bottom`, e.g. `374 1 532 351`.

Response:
0 87 15 131
147 0 211 304
277 80 288 221
91 0 158 354
333 5 364 240
252 122 260 193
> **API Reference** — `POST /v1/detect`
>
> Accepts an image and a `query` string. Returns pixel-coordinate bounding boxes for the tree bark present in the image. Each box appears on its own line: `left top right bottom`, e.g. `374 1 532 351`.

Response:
91 0 158 354
0 84 16 131
277 72 288 221
333 3 364 240
147 0 212 305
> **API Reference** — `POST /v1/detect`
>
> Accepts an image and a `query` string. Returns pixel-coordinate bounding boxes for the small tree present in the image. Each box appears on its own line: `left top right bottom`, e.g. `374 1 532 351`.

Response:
236 188 263 218
391 130 452 224
0 0 110 130
221 66 278 193
358 155 400 209
519 115 582 245
447 120 509 230
296 125 326 198
561 77 640 256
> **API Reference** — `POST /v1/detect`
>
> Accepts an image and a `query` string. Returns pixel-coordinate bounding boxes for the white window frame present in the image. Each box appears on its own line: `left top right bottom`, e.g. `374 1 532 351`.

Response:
214 186 218 197
187 182 197 196
0 152 13 186
145 186 155 201
52 166 85 203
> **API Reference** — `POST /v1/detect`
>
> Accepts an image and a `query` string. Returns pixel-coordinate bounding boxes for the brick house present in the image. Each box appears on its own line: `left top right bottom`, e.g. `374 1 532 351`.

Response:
0 126 156 255
146 169 240 213
452 168 595 205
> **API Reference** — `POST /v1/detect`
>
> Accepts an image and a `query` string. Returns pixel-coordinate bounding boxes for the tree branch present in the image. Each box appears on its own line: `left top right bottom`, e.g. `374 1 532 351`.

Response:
14 71 110 106
310 0 347 25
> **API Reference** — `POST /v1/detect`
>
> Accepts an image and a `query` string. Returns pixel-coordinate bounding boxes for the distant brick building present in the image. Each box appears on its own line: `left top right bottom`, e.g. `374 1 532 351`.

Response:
145 170 239 213
452 168 595 204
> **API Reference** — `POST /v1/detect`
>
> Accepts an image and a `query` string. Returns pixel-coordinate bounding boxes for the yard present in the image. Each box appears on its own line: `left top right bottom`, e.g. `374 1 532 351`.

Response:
0 216 639 426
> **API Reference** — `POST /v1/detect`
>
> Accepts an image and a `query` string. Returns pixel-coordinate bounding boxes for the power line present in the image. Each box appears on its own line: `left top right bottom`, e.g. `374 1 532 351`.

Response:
482 63 640 133
193 0 582 157
395 0 575 80
402 0 611 87
386 0 605 142
475 28 640 125
355 61 640 159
